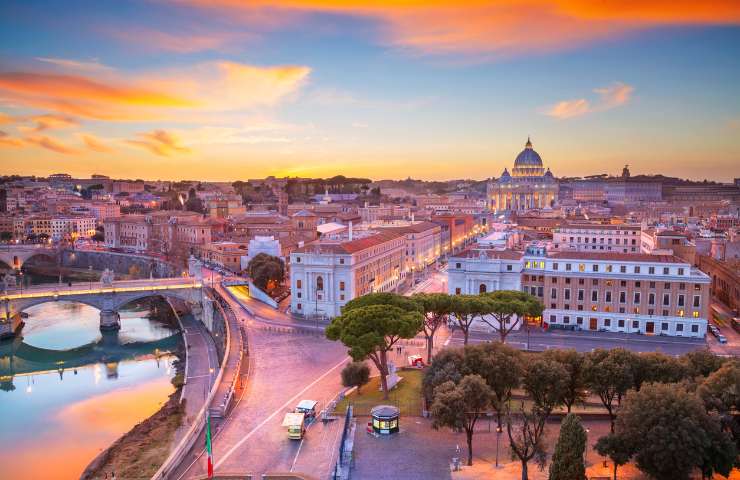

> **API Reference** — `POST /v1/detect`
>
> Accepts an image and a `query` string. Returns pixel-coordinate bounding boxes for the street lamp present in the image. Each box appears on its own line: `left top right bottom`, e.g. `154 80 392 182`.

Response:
495 425 502 467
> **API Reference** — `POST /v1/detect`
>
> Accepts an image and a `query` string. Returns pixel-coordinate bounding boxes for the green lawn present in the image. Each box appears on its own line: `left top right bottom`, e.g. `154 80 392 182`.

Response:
336 368 424 416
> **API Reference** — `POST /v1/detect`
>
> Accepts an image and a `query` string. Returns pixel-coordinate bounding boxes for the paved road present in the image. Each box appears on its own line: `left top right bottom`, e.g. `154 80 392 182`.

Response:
405 268 448 296
176 312 219 440
707 301 740 357
445 327 708 355
176 268 348 479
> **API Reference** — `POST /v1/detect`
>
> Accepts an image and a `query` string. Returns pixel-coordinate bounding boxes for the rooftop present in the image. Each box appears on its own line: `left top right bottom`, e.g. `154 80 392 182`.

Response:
548 251 686 263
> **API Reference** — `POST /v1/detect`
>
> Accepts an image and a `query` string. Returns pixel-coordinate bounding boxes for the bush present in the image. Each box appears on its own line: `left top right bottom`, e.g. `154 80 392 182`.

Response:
341 362 370 394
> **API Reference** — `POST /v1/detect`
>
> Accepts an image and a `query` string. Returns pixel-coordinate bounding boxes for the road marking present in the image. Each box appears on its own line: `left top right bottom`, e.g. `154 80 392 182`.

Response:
290 437 306 472
214 356 347 469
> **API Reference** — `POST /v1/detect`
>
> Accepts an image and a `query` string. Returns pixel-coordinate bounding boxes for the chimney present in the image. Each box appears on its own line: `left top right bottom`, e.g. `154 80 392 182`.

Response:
349 221 354 241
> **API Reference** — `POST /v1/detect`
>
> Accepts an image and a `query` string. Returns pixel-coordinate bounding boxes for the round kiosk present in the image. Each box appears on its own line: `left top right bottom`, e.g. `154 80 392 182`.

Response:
370 405 400 435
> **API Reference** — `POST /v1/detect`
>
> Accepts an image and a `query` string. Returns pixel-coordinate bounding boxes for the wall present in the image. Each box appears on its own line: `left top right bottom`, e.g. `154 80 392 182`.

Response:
61 249 178 278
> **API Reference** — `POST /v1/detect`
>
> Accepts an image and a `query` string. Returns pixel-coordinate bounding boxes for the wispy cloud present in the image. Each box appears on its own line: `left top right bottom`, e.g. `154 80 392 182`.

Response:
543 82 634 119
109 27 256 53
80 133 113 153
177 1 740 58
21 114 79 132
36 57 114 72
125 129 190 156
0 130 23 147
24 135 79 154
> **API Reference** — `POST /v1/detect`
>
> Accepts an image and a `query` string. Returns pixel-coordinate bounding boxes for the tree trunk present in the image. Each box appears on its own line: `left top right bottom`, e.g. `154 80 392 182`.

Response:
521 460 528 480
566 401 572 413
426 334 434 364
379 350 390 399
613 462 618 480
466 429 474 466
463 326 469 345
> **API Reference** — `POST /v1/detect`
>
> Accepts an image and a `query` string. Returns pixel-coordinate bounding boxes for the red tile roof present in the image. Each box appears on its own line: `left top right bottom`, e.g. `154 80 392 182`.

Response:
295 230 404 255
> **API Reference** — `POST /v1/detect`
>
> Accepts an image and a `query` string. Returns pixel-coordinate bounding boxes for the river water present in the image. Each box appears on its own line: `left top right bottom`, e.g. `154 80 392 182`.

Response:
0 299 182 480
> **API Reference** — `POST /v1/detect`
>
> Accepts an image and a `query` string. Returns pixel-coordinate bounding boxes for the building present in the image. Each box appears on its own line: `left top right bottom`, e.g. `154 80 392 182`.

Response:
553 223 642 253
27 215 97 241
289 231 406 318
243 236 282 270
487 138 558 213
448 245 710 337
379 221 442 274
197 241 247 272
104 211 212 257
640 229 697 263
696 255 740 313
431 213 477 255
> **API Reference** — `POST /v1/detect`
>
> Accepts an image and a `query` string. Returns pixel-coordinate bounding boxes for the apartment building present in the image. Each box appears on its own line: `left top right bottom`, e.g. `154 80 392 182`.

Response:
27 215 97 241
640 229 696 263
448 245 710 337
379 221 442 273
289 231 406 317
104 211 212 256
552 223 641 253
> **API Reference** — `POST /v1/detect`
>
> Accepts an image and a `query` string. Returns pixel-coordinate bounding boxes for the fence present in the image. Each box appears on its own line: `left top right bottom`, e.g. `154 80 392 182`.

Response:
332 405 355 480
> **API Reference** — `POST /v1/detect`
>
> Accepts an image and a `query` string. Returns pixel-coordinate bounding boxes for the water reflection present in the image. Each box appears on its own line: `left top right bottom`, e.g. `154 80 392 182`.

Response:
0 300 182 480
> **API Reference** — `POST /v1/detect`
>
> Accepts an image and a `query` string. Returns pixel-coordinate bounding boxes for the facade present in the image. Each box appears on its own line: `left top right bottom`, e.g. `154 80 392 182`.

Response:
289 231 406 318
448 246 710 337
431 213 477 255
487 138 558 213
696 254 740 313
553 223 641 253
640 229 696 263
27 215 97 241
605 180 662 204
380 221 442 274
197 241 247 272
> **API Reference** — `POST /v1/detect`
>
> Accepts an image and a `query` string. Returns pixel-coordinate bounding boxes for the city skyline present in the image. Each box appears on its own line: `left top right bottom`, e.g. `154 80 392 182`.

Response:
1 1 740 181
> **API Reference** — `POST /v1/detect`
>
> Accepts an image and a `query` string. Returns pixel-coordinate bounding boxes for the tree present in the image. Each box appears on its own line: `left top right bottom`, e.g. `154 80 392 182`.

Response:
431 375 491 466
543 349 586 413
683 349 725 378
480 290 543 344
583 349 634 432
507 402 549 480
0 231 12 242
449 295 487 345
422 347 465 404
465 342 522 428
523 358 568 417
340 362 370 394
698 360 740 451
247 253 285 292
594 433 633 480
549 413 587 480
412 292 453 363
326 299 422 399
612 383 736 480
632 351 687 390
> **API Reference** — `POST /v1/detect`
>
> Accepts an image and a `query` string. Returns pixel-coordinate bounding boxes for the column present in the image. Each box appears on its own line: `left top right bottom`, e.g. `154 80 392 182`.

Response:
100 309 121 331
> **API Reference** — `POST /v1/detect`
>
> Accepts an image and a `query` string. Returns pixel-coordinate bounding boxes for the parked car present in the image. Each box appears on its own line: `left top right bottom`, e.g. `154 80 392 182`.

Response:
718 334 728 344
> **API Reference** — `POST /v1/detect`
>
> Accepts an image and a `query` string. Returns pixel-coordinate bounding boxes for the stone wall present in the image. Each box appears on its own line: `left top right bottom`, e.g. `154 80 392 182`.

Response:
61 249 178 279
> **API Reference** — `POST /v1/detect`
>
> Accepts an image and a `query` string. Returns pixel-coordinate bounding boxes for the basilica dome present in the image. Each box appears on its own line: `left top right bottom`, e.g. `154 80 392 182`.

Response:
512 137 545 177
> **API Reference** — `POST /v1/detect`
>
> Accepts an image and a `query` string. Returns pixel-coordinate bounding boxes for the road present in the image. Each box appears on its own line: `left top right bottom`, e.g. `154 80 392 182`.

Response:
446 327 708 355
707 301 740 356
176 268 348 480
405 267 448 296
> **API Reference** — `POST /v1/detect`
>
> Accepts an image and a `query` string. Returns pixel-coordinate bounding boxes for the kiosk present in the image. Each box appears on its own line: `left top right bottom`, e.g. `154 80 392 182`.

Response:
370 405 400 435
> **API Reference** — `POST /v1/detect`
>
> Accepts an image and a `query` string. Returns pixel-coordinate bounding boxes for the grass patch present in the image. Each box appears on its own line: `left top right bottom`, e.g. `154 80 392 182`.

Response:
336 368 424 417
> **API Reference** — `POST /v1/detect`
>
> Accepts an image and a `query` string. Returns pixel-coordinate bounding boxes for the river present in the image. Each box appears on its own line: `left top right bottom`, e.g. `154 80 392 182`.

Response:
0 299 182 480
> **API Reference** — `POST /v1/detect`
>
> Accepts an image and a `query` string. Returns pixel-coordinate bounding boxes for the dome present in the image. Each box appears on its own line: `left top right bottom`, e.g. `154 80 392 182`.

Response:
499 168 511 182
513 137 543 168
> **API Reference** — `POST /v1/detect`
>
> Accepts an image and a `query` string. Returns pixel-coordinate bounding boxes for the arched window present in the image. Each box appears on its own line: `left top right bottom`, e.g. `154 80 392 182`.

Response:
479 283 487 294
316 276 324 291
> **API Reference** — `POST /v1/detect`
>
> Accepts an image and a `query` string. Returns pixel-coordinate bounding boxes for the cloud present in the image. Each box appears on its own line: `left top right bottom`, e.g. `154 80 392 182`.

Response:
24 135 79 154
0 61 310 121
176 1 740 58
0 130 24 147
0 113 15 124
23 114 79 132
126 129 190 156
80 133 113 153
109 27 256 53
36 57 114 72
543 82 634 119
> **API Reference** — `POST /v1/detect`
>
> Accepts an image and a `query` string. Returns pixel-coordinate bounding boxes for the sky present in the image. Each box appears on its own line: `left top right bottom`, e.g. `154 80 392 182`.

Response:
0 1 739 182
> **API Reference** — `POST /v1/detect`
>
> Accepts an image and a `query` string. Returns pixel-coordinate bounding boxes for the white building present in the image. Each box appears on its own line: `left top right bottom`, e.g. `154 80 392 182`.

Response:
289 231 406 318
243 235 282 270
552 223 641 253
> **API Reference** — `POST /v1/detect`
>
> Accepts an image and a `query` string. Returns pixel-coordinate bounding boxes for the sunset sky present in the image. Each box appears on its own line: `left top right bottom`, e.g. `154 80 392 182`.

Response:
1 1 739 181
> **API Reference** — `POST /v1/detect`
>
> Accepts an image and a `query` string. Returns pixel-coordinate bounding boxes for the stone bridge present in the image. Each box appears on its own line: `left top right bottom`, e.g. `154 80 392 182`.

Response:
0 245 59 270
0 278 204 338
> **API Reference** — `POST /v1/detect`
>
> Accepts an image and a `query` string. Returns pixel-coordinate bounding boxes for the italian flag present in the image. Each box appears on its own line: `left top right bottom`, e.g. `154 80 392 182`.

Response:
206 412 214 478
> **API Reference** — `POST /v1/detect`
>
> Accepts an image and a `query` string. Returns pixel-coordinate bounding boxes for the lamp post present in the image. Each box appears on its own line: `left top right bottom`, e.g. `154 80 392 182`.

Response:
495 425 502 467
584 426 590 468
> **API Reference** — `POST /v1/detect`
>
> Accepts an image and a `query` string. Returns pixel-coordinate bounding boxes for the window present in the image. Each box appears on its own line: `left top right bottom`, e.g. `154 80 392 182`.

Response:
591 290 598 302
620 266 626 273
604 318 611 327
634 292 641 304
340 258 345 264
340 294 345 301
649 293 655 305
606 291 612 302
550 315 556 323
566 263 572 271
592 264 599 272
578 290 584 301
635 281 641 287
297 303 302 310
297 292 302 298
663 267 669 275
316 276 324 291
577 317 583 325
663 293 670 306
551 288 557 299
661 322 669 331
579 264 585 272
633 320 639 329
691 325 699 333
579 278 584 285
619 291 626 303
479 284 487 294
678 295 685 307
507 264 513 271
552 277 558 284
693 311 699 318
296 279 302 289
563 316 570 324
593 279 599 285
565 289 571 300
649 267 655 274
678 309 685 317
618 319 625 328
456 262 461 269
340 281 345 291
635 266 641 274
606 265 613 272
650 281 656 288
455 287 461 295
565 278 571 285
693 295 700 307
537 286 543 297
530 286 537 295
679 283 685 290
553 263 559 270
664 283 671 289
